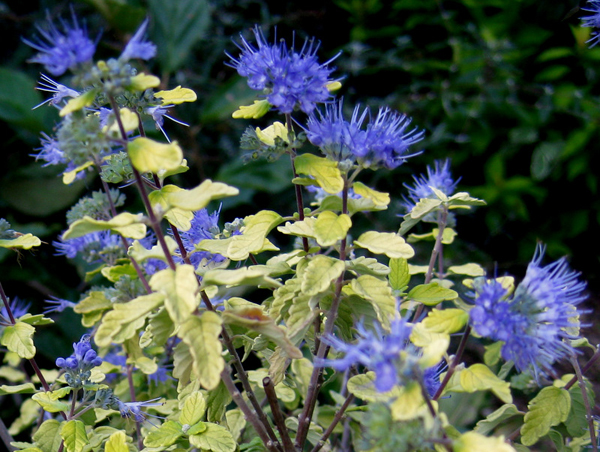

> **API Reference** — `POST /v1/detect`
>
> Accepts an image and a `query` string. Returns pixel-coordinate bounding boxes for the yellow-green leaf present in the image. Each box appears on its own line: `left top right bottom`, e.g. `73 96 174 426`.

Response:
95 292 164 347
389 258 410 291
73 291 112 315
189 422 236 452
448 192 487 208
301 255 345 296
62 161 94 184
475 404 522 436
354 231 414 259
201 267 281 289
60 420 88 452
148 185 194 231
59 89 97 116
178 312 224 390
225 210 283 260
350 275 396 328
313 211 351 247
347 372 398 402
352 182 390 207
346 257 390 278
389 382 431 421
0 382 36 395
32 391 70 413
222 307 302 359
103 108 139 135
0 234 41 250
165 180 239 212
422 308 468 334
448 263 486 277
277 217 317 239
294 153 343 194
407 282 458 306
143 420 184 448
1 322 36 359
154 86 197 105
232 99 271 119
150 265 199 324
62 213 146 240
255 121 289 146
129 73 160 90
105 431 129 452
521 386 570 446
128 236 179 263
454 431 516 452
128 137 183 174
33 419 63 452
410 198 442 219
180 392 207 426
459 364 512 404
101 264 137 283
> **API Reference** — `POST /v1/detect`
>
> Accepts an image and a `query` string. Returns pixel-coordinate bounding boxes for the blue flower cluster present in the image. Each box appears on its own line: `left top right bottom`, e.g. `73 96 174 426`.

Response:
56 334 103 388
227 26 339 114
54 230 124 265
403 159 458 211
305 100 424 170
470 245 587 380
582 1 600 47
176 208 230 269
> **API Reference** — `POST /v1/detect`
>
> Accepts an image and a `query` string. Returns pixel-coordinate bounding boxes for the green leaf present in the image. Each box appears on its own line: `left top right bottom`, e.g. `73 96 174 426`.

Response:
277 217 317 239
350 275 396 328
162 180 240 212
301 255 345 296
454 431 516 452
187 421 208 435
448 263 486 277
313 211 351 246
354 231 414 259
521 386 571 446
0 234 41 250
74 291 112 316
60 420 88 452
60 89 98 116
346 257 390 278
475 404 522 436
101 264 138 283
294 154 344 194
95 292 164 347
407 283 458 306
148 0 210 72
33 419 63 452
178 312 224 390
565 383 595 437
32 391 70 413
201 266 281 289
459 364 512 404
352 182 390 207
128 236 179 263
144 420 184 448
189 422 237 452
222 306 302 359
148 185 194 230
226 210 282 260
447 192 486 208
410 198 442 218
142 308 175 347
232 99 272 119
1 322 36 359
62 213 146 240
128 137 183 174
150 265 199 324
105 431 129 452
483 342 503 367
0 382 36 395
422 308 468 334
389 258 410 291
347 372 398 402
181 392 207 426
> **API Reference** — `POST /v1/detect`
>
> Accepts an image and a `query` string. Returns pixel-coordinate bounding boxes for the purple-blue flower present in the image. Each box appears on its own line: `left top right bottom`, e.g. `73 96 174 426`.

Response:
54 230 124 264
56 334 102 387
43 296 77 314
582 1 600 47
403 159 458 211
24 9 96 76
120 18 156 61
469 244 587 380
145 105 189 142
175 208 228 269
33 133 67 167
316 317 413 393
0 298 31 324
117 398 163 423
306 100 424 170
34 74 80 110
227 26 339 114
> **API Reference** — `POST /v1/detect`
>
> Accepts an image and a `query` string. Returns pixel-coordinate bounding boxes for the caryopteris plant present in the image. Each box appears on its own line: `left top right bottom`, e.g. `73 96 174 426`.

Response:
1 6 599 452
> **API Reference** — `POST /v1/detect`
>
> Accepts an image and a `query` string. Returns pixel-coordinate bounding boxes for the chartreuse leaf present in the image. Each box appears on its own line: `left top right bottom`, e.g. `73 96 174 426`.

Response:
33 419 63 452
390 381 433 422
222 306 302 359
62 161 93 185
201 266 281 289
101 263 137 282
301 255 345 296
294 153 344 194
123 337 158 375
346 257 390 278
352 182 390 207
459 364 512 404
389 257 410 291
129 73 160 90
180 392 207 425
105 431 128 452
521 386 571 446
0 382 36 395
409 323 450 369
189 423 236 452
32 389 71 413
448 263 486 277
411 198 442 218
60 420 88 452
155 86 197 105
0 233 41 250
143 420 184 448
313 211 351 246
128 137 183 174
454 431 516 452
95 292 164 347
103 108 139 135
448 192 487 208
1 322 36 359
59 88 98 116
407 283 458 306
475 404 522 436
354 231 414 259
73 291 112 328
255 121 289 145
128 236 178 263
62 213 146 240
277 217 317 239
422 308 468 334
178 312 224 390
163 180 240 212
148 185 194 230
226 210 282 260
150 265 199 324
350 275 396 328
347 372 399 402
232 99 271 119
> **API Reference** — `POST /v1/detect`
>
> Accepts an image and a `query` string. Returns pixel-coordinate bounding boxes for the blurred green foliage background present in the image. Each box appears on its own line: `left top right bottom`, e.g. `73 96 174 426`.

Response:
0 0 598 358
